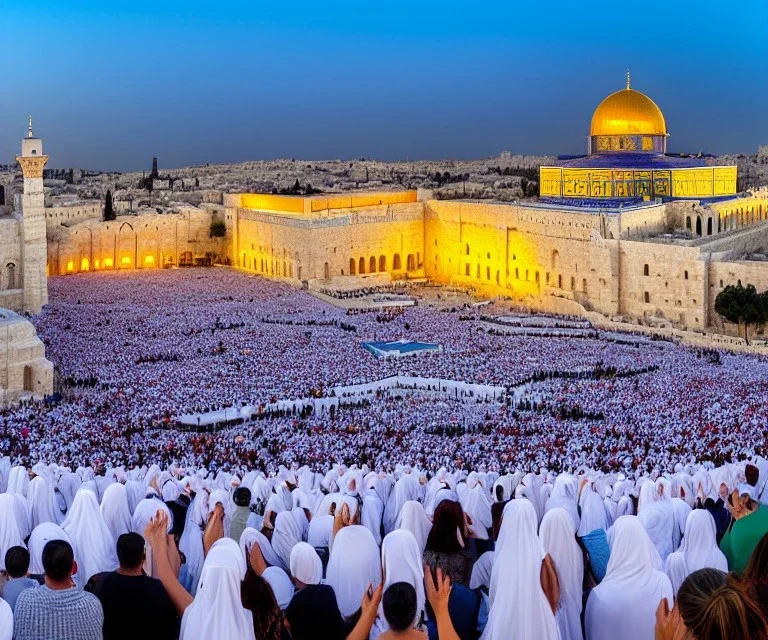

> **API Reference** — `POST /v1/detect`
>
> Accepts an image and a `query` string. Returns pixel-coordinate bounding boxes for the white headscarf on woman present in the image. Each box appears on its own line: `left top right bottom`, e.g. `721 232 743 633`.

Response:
28 523 72 575
326 525 382 619
272 510 303 572
61 489 118 583
665 509 728 596
461 483 493 541
395 501 432 554
585 516 672 640
179 538 255 640
372 529 426 638
540 507 584 640
0 494 25 571
289 542 323 586
577 486 609 537
100 482 132 541
27 475 60 529
481 499 559 640
239 527 286 572
545 474 580 532
263 566 295 610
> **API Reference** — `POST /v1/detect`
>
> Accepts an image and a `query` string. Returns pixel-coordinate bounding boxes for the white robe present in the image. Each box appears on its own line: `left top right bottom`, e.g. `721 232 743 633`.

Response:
61 489 118 582
326 525 382 618
585 516 673 640
540 508 584 640
665 509 728 595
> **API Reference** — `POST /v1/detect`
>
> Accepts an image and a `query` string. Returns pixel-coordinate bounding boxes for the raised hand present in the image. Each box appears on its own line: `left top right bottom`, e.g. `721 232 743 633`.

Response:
425 565 452 614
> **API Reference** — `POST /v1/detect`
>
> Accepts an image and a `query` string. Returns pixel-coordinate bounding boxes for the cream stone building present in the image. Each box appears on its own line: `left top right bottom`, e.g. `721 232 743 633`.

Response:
40 82 768 338
0 308 54 405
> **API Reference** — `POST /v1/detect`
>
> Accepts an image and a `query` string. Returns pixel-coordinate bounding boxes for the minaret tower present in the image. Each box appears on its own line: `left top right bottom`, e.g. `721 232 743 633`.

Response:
16 116 49 313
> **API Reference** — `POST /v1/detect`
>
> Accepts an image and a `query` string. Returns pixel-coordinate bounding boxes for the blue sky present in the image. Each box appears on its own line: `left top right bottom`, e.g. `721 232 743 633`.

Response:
2 0 767 170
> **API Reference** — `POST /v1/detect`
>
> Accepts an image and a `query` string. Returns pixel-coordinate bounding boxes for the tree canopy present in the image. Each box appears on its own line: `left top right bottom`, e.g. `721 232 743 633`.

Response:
714 283 768 344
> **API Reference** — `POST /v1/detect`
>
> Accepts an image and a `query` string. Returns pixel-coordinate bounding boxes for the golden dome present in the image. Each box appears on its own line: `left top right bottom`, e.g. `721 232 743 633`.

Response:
590 86 667 137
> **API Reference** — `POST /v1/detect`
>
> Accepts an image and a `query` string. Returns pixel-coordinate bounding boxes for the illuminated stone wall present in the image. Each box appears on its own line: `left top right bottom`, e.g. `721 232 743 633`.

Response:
46 208 224 275
45 201 102 229
0 218 23 311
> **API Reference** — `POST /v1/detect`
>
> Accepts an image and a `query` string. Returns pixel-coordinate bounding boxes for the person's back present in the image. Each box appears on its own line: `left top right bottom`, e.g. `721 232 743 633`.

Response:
94 532 177 640
13 539 103 640
1 546 38 612
378 582 427 640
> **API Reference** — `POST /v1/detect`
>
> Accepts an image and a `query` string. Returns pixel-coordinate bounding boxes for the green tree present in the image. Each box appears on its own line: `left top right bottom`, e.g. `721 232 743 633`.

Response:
103 189 116 221
209 220 226 238
714 283 767 344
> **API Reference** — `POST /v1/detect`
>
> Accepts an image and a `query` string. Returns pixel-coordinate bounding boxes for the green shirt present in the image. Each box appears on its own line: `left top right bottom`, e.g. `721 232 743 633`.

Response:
719 504 768 574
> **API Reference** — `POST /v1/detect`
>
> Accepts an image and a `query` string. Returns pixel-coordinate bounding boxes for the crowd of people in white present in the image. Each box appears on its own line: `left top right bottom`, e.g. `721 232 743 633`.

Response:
0 268 767 639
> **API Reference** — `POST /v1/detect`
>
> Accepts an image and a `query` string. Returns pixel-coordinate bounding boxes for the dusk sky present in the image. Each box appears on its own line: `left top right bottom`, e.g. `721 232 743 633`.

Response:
2 0 767 171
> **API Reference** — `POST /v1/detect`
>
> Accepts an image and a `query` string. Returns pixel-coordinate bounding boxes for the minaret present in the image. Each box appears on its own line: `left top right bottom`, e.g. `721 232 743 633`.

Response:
16 116 49 313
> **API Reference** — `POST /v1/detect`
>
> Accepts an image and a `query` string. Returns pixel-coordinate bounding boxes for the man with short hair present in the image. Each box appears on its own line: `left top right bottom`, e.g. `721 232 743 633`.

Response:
91 532 177 640
14 539 103 640
1 546 39 613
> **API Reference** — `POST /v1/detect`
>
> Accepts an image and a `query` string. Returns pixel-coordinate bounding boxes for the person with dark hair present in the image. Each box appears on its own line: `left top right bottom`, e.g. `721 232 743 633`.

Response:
231 486 252 544
656 568 768 640
13 539 103 640
743 532 768 619
423 501 473 587
91 532 177 640
720 487 768 573
380 582 423 639
1 546 38 612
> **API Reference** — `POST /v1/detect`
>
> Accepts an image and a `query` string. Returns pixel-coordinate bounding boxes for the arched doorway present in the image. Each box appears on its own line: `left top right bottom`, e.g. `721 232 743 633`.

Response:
707 218 713 235
369 256 376 273
378 255 386 272
349 258 357 275
5 262 16 289
406 254 415 271
23 366 33 392
324 262 330 279
393 254 401 270
695 217 702 236
358 257 366 274
686 216 692 231
551 250 559 270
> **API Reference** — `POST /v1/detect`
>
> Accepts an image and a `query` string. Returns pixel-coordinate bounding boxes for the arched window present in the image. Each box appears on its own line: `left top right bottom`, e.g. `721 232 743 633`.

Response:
6 263 16 289
465 244 470 256
686 216 692 231
582 278 587 293
551 250 559 270
707 218 713 235
695 217 702 236
324 262 330 279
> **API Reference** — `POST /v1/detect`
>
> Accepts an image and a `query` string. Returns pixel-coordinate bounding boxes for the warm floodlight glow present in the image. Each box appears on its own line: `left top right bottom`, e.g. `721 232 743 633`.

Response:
121 256 131 266
80 258 90 271
144 255 155 265
104 257 114 268
66 260 74 272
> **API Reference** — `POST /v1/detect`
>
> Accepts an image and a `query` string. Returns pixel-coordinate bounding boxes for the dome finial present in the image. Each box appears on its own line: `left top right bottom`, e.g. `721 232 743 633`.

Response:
626 69 631 90
28 115 34 138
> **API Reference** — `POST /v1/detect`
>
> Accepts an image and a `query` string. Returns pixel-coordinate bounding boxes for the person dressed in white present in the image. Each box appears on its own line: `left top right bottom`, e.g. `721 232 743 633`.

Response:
27 522 72 575
665 509 728 596
636 482 676 563
482 499 559 640
100 482 132 541
61 489 118 583
289 542 323 587
326 524 382 619
540 508 584 640
585 516 673 640
180 538 256 640
372 529 425 638
0 598 12 640
394 501 432 554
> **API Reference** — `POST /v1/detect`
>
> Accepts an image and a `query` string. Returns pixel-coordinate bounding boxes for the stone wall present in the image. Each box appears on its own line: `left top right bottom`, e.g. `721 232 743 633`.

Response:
45 201 102 229
0 308 53 406
46 208 224 275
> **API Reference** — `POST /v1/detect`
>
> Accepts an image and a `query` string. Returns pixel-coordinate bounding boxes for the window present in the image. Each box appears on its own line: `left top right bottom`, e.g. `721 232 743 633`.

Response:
515 268 519 280
570 276 575 290
6 263 16 289
644 292 650 303
465 264 470 276
486 267 490 280
465 244 470 256
643 264 649 276
684 271 688 280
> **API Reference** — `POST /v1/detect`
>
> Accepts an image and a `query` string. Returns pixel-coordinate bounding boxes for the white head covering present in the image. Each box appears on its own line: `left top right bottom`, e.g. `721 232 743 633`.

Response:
637 499 676 562
263 566 295 610
540 507 584 640
0 598 11 640
131 497 172 536
179 496 205 595
27 475 60 529
272 510 302 570
239 527 286 572
461 483 493 540
100 483 132 541
373 529 425 637
394 501 432 554
28 523 72 575
0 494 25 571
180 538 255 640
326 525 382 618
289 542 323 586
577 487 609 537
61 489 118 582
307 514 334 549
665 509 728 595
585 516 672 640
545 473 580 532
482 499 559 640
